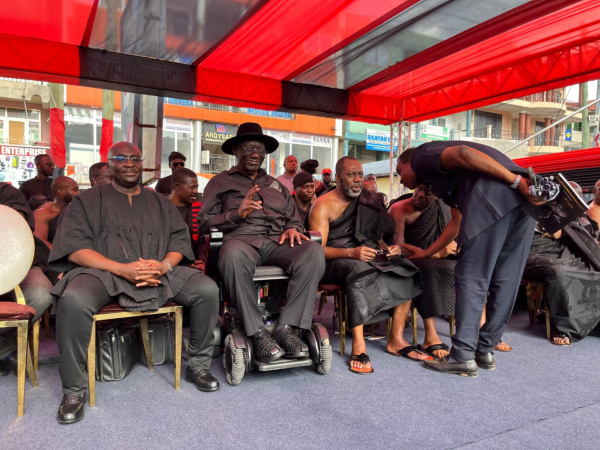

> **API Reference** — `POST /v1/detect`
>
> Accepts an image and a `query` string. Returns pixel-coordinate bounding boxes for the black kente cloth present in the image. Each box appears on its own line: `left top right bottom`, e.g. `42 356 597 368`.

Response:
321 190 422 328
523 217 600 342
49 184 197 311
405 199 456 319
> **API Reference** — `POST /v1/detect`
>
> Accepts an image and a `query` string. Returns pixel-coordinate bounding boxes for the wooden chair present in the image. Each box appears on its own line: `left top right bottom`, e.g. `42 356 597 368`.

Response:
0 286 39 416
409 303 455 345
86 301 183 407
522 279 550 340
317 284 392 356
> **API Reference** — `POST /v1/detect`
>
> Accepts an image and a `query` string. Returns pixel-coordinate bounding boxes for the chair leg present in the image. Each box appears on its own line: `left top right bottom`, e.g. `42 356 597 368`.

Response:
525 283 535 325
533 287 543 315
411 302 418 346
17 320 27 417
449 316 455 336
386 318 392 343
318 292 327 315
32 319 39 371
88 320 96 407
43 310 50 338
174 309 182 390
26 344 38 388
140 318 154 371
338 292 346 357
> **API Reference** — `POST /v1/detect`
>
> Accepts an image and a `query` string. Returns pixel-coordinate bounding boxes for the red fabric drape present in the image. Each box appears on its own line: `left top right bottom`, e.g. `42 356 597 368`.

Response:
100 118 114 162
49 108 66 169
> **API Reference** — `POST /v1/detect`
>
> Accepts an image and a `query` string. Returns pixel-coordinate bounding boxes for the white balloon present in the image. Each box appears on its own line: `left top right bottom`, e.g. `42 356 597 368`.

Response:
0 205 35 295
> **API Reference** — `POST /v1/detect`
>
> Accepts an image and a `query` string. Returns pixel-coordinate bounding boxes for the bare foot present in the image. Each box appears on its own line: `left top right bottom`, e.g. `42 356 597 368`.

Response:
422 339 449 358
552 335 570 346
494 341 513 351
387 337 429 361
350 339 372 371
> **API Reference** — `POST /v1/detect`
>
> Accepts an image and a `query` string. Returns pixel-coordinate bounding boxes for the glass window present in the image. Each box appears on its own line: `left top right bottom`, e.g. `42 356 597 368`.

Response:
313 146 332 172
291 144 311 168
161 130 176 178
0 120 3 143
29 121 40 142
269 142 290 177
177 132 192 162
65 122 95 165
0 107 5 117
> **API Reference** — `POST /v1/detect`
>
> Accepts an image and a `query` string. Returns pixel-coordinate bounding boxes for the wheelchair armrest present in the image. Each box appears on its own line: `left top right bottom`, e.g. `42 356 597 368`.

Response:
306 231 322 245
200 227 224 279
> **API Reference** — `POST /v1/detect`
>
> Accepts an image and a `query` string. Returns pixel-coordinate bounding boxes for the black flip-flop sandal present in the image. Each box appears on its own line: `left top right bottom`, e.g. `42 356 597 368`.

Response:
423 343 450 360
551 332 572 346
387 345 433 361
349 353 374 374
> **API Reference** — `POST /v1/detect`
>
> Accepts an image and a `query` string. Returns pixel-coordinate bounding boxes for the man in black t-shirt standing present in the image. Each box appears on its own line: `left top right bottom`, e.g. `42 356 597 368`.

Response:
397 141 541 377
19 154 55 200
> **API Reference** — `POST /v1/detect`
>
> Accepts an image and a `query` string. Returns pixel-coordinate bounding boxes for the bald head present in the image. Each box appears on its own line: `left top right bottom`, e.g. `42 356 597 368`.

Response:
108 142 141 159
51 176 79 204
108 142 143 188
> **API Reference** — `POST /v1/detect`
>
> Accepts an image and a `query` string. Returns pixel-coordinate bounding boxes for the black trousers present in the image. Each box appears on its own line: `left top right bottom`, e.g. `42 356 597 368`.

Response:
56 272 219 395
451 206 535 362
218 238 325 336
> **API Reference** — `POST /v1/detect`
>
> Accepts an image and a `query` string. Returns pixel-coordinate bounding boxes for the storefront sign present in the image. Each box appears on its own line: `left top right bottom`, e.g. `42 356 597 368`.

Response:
247 109 293 119
366 129 397 152
65 107 96 123
266 130 290 143
422 124 449 141
291 133 312 146
95 110 122 125
313 136 332 146
0 144 50 185
203 122 238 144
164 118 192 133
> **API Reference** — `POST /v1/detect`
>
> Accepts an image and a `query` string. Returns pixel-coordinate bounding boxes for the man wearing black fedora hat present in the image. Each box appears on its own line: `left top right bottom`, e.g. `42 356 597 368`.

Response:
198 123 326 364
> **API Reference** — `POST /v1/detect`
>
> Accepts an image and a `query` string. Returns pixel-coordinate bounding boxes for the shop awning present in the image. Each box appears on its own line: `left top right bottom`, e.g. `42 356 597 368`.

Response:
1 0 599 124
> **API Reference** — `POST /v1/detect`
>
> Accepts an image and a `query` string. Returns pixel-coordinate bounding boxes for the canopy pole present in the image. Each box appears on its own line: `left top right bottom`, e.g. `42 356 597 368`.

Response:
503 97 600 154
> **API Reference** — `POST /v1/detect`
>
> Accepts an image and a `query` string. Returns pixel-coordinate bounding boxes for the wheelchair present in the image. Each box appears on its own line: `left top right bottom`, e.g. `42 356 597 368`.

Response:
202 227 332 386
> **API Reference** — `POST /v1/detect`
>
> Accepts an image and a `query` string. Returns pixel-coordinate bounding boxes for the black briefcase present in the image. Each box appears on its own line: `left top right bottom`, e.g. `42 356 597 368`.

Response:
140 317 175 366
96 324 140 382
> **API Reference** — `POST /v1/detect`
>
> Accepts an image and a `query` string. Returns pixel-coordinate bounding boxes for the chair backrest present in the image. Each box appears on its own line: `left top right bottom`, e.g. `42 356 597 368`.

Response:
0 205 35 295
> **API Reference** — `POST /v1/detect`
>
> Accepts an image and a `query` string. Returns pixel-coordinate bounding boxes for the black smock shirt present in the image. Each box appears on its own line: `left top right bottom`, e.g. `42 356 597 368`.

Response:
19 177 53 201
197 166 304 248
410 141 528 248
49 184 198 311
155 175 172 195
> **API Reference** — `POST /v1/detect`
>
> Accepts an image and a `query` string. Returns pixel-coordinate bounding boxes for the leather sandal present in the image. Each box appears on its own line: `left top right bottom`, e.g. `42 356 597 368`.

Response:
423 343 450 360
387 345 433 361
349 353 374 374
494 341 513 352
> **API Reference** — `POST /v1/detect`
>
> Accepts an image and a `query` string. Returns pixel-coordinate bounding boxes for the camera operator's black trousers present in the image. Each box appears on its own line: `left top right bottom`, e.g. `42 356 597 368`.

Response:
56 273 219 396
218 238 325 336
451 206 535 362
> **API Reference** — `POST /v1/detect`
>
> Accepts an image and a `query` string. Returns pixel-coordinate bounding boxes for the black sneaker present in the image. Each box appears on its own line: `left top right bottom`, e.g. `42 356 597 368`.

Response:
252 328 285 363
274 325 309 359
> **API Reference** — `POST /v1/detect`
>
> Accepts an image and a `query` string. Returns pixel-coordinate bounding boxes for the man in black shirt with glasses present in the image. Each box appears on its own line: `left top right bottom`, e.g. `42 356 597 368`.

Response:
198 123 325 365
155 151 187 195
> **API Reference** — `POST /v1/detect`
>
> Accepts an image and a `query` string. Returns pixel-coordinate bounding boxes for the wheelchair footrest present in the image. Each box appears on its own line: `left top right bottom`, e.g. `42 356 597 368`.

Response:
254 358 314 372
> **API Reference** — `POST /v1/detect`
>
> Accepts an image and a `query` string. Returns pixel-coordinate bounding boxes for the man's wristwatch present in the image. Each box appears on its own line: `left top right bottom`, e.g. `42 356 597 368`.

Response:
509 175 522 189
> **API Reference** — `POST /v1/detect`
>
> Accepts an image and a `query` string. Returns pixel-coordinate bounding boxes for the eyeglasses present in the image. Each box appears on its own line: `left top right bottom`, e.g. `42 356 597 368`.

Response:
171 162 185 168
108 156 144 164
241 146 267 156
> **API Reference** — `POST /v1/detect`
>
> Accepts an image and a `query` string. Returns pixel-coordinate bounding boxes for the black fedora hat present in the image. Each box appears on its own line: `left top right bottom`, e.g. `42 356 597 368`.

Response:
221 122 279 155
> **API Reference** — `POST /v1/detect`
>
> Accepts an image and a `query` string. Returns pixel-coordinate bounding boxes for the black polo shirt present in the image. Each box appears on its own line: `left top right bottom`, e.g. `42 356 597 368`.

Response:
410 141 528 248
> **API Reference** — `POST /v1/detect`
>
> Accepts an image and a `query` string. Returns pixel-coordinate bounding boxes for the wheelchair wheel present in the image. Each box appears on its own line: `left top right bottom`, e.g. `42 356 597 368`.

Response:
312 323 332 375
223 333 246 386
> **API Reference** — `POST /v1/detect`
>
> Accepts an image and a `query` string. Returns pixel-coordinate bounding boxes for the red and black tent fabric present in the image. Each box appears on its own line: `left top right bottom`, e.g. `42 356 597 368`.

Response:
1 0 600 124
514 148 600 191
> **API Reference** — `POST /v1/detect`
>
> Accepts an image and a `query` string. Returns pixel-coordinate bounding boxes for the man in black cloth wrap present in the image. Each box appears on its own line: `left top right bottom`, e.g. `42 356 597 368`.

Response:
309 156 423 374
397 142 541 377
198 123 325 365
524 181 600 346
49 142 220 425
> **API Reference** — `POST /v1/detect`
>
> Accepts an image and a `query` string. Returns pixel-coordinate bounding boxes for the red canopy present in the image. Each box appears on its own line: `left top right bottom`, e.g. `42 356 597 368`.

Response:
1 0 599 124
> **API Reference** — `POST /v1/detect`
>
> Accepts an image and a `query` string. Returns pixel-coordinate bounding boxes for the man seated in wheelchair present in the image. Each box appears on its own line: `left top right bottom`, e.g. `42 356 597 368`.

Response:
197 123 326 364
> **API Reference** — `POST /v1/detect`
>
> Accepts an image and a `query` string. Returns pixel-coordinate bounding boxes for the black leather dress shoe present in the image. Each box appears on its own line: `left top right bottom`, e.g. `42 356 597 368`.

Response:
252 328 285 363
475 352 496 370
0 359 9 377
423 355 478 377
185 368 220 392
274 326 309 359
57 394 86 424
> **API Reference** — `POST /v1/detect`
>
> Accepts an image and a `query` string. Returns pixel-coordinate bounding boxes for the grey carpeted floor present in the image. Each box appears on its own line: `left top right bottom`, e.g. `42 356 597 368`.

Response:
1 298 599 450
